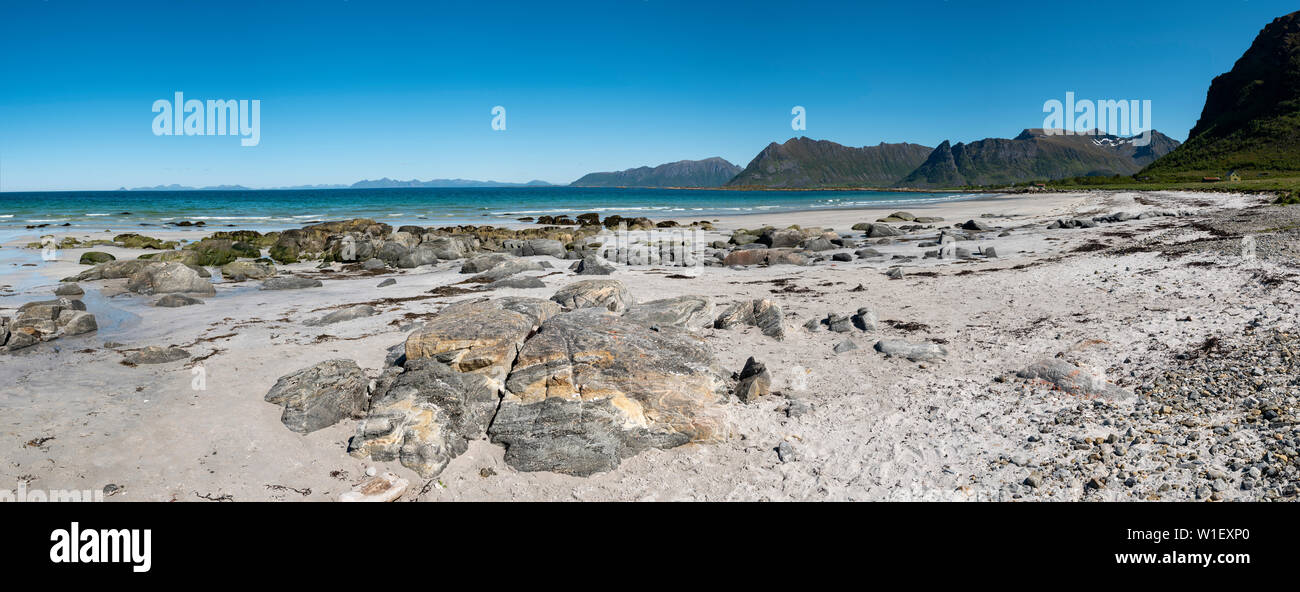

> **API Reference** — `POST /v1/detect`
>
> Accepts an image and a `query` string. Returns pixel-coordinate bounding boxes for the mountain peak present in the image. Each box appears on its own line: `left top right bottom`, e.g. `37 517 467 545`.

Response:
726 138 933 188
1145 10 1300 173
569 158 742 188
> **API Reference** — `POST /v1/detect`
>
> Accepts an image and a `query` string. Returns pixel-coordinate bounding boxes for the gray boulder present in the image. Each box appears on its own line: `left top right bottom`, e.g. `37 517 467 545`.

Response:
79 251 116 265
348 358 499 477
509 238 565 257
155 294 204 307
54 283 85 296
376 241 411 264
264 359 370 434
571 254 616 275
125 346 190 365
550 279 633 312
714 298 784 340
1016 359 1132 400
4 330 37 352
621 295 714 331
865 223 903 238
72 259 160 282
733 356 771 403
833 339 859 354
261 276 323 290
305 305 378 326
220 260 276 280
489 309 727 476
460 253 514 274
422 237 472 260
472 258 544 282
873 339 947 362
126 262 215 295
487 275 546 289
852 307 879 331
58 310 97 336
397 246 439 269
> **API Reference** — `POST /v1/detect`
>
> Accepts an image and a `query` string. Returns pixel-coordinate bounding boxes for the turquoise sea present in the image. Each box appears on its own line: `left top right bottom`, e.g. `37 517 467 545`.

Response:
0 187 982 239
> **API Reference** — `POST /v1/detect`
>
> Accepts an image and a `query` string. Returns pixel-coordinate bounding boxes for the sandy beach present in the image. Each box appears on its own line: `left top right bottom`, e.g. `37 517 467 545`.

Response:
2 189 1296 501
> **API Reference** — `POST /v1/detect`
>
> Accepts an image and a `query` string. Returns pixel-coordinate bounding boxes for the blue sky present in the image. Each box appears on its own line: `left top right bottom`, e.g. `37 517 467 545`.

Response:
0 0 1294 191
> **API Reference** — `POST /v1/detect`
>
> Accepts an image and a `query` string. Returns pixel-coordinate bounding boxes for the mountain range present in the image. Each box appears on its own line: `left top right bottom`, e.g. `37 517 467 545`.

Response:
897 129 1180 188
569 157 742 187
725 138 933 188
123 179 554 191
348 178 554 188
1145 10 1300 174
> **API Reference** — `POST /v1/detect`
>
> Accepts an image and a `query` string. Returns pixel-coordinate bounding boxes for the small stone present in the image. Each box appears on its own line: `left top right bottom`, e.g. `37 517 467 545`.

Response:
833 339 859 354
777 441 795 463
54 283 84 296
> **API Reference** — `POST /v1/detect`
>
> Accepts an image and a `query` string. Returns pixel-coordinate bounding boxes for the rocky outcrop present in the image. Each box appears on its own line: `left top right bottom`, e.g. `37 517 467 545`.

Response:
126 262 215 295
271 219 392 263
621 295 714 331
489 309 728 476
220 261 276 280
469 258 544 282
714 299 784 340
404 298 557 388
348 358 499 477
460 253 514 274
722 248 809 267
550 279 633 312
263 359 370 434
504 238 566 257
2 298 97 347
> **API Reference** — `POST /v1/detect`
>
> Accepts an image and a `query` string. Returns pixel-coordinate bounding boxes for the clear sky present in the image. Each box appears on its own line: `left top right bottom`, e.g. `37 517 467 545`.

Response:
0 0 1294 191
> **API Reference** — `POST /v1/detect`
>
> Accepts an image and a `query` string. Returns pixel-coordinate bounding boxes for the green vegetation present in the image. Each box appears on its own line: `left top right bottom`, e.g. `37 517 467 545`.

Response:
996 169 1300 203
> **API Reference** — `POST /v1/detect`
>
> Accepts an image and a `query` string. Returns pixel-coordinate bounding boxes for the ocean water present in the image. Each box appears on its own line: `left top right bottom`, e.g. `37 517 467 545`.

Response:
0 187 981 238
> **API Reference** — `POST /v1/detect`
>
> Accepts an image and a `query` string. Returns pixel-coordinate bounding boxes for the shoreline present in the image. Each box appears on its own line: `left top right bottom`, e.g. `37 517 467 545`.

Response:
0 190 1009 247
3 188 1297 501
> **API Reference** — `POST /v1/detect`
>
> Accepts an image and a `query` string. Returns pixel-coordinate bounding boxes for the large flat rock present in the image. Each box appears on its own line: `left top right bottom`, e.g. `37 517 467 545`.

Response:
490 308 728 476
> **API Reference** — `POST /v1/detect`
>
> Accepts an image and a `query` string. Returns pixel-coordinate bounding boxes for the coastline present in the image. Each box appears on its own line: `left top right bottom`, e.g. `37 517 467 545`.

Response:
2 189 1297 501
